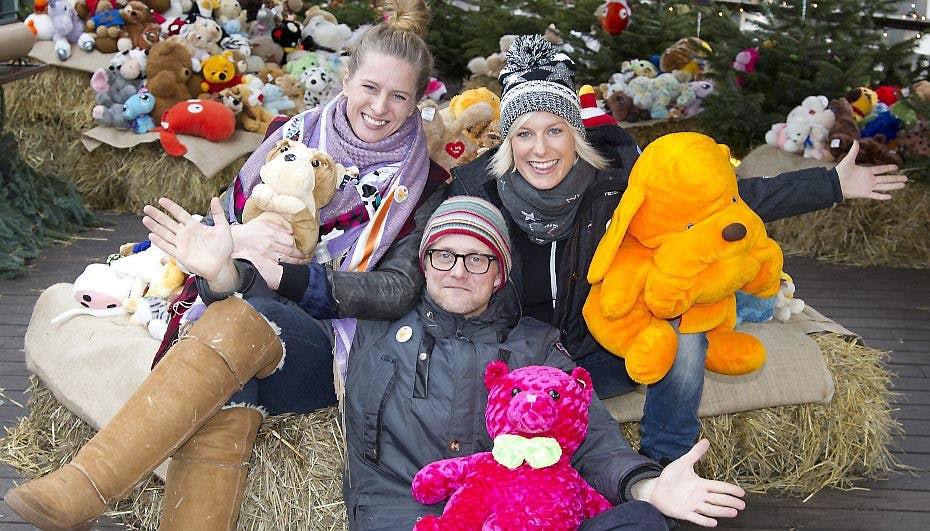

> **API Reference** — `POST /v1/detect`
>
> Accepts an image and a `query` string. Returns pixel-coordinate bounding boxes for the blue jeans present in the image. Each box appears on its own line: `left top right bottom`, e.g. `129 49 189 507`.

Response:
227 295 338 414
578 320 707 463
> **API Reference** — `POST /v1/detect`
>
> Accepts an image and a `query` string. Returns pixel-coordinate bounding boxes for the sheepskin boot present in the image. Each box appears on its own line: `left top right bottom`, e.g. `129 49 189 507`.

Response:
159 406 263 531
5 296 283 531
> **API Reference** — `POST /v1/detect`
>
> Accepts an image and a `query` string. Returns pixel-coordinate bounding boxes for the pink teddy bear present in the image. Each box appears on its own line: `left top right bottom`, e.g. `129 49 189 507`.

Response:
411 361 612 530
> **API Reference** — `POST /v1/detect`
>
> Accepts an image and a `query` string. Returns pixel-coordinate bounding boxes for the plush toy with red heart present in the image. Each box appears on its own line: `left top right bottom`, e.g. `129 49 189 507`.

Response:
153 99 236 157
418 98 497 171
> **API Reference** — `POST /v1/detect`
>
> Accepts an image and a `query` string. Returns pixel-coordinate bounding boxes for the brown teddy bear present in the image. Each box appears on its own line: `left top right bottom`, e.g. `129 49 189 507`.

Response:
606 90 650 123
827 98 902 166
116 0 161 52
210 87 244 120
896 120 930 159
227 83 276 133
912 80 930 101
147 40 202 120
242 139 343 260
274 73 304 115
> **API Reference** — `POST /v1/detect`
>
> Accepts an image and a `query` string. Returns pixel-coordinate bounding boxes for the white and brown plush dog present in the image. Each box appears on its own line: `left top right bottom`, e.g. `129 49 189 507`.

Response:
242 139 343 261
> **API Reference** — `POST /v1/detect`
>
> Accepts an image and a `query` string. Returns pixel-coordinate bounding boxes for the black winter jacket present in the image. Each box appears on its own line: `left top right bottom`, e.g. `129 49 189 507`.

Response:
448 124 844 362
342 292 661 530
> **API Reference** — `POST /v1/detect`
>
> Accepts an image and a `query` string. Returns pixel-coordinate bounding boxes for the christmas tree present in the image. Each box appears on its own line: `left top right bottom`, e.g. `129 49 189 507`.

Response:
696 0 918 154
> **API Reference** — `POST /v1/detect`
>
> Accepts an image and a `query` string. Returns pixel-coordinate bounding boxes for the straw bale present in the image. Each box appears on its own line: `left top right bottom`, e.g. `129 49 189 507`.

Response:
0 376 347 530
4 66 242 214
622 334 899 496
624 116 708 148
765 182 930 269
0 333 898 528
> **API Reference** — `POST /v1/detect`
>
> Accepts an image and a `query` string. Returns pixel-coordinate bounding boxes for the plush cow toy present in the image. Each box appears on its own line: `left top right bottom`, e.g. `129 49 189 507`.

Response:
411 362 611 529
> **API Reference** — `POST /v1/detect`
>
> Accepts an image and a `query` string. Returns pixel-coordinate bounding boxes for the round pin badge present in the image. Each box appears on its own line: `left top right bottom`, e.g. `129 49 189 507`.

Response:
394 185 409 203
396 325 413 343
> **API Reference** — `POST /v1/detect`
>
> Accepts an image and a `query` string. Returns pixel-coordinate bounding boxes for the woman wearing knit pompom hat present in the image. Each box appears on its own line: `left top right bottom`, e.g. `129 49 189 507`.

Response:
449 32 907 521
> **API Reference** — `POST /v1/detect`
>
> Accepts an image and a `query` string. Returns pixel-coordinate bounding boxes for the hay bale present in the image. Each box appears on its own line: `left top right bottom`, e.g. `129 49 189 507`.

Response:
1 377 347 530
0 333 899 528
5 66 242 214
622 334 899 496
764 182 930 269
624 116 709 148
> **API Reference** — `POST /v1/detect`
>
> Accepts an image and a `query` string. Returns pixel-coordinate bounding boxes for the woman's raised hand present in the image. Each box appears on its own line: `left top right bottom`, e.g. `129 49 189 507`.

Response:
836 141 908 200
142 197 238 290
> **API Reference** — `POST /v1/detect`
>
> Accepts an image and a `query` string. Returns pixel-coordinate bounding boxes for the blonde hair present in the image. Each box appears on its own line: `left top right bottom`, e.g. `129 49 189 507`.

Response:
345 0 434 99
488 112 609 178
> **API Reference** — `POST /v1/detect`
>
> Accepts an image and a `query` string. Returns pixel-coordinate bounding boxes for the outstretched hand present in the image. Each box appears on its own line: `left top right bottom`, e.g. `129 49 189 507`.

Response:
142 197 238 291
636 439 746 527
836 141 908 200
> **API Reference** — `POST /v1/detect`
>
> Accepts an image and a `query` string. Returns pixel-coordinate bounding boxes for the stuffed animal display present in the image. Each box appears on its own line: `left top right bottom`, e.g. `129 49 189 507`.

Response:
411 362 611 529
153 99 236 156
241 139 342 260
584 132 784 384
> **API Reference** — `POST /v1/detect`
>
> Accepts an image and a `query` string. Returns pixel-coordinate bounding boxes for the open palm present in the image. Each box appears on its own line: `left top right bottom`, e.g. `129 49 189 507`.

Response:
142 197 234 282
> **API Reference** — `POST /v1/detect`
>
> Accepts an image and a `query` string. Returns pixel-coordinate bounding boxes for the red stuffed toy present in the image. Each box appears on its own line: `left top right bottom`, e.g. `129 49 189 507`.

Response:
153 99 236 156
411 361 612 530
598 0 631 35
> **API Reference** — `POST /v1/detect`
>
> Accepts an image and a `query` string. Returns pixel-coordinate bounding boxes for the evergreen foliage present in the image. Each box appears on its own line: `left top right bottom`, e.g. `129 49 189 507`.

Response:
0 131 102 279
697 0 918 154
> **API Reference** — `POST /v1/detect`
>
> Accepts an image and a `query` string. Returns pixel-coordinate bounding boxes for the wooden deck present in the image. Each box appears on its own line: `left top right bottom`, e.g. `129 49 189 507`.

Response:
1 213 928 530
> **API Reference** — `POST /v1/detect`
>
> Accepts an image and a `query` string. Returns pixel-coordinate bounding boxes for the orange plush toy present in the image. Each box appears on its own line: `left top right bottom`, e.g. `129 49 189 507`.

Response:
583 132 783 385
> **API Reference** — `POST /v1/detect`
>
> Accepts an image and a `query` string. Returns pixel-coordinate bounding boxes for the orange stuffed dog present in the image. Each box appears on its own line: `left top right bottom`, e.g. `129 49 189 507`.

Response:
583 132 783 385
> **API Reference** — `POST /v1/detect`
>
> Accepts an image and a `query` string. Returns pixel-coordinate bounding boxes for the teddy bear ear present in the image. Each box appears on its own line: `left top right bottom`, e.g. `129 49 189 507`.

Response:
484 360 510 391
570 366 593 394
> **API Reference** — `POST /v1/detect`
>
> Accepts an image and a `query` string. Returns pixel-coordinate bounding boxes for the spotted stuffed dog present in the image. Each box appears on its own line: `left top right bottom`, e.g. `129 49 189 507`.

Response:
242 139 343 261
583 132 783 384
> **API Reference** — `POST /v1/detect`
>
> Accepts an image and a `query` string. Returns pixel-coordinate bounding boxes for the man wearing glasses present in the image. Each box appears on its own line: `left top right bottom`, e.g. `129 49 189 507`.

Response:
341 196 745 530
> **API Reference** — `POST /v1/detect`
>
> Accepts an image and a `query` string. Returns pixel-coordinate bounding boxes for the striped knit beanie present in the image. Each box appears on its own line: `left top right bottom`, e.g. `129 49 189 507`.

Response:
419 196 512 290
498 34 585 140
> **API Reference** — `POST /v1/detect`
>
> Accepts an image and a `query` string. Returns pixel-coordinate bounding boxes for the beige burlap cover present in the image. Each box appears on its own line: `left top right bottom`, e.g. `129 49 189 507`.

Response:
735 144 836 178
25 282 848 453
29 41 265 179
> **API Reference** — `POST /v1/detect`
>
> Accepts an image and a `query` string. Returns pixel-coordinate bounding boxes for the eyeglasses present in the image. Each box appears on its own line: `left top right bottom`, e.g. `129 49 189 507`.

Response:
425 249 497 274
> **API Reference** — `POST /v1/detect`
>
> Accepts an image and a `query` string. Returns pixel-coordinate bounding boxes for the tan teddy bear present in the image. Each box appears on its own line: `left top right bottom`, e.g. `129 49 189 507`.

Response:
242 139 343 260
225 83 276 133
418 100 496 171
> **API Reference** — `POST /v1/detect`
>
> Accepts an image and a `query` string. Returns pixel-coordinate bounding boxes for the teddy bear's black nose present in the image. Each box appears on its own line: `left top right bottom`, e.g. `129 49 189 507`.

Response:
284 153 296 162
722 223 747 242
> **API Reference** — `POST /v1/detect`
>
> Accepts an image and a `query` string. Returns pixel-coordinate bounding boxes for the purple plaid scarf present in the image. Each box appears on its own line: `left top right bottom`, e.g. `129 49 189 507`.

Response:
235 93 430 380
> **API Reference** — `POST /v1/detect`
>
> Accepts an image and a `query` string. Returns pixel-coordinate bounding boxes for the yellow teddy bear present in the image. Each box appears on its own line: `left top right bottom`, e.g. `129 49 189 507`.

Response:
583 132 783 384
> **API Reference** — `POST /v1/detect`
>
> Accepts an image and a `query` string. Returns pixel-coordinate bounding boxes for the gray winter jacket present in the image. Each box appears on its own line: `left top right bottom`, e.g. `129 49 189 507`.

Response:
343 291 661 530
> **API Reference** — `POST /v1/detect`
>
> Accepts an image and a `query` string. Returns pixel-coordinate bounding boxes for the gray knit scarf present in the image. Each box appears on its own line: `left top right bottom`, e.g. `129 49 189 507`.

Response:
497 159 595 244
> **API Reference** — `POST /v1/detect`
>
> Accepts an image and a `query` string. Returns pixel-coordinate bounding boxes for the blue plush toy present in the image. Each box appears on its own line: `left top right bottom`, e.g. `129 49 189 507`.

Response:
735 290 776 326
123 90 157 134
860 103 904 140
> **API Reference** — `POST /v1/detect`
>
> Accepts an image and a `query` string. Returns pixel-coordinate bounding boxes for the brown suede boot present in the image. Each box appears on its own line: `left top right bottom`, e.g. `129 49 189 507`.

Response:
159 406 263 531
5 297 283 531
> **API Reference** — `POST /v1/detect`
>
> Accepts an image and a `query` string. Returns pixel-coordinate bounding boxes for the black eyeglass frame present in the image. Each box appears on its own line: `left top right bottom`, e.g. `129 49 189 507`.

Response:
424 249 497 274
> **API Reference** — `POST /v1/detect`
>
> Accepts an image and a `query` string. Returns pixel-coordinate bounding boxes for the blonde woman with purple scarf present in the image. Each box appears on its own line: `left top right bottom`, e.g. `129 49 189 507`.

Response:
4 1 448 529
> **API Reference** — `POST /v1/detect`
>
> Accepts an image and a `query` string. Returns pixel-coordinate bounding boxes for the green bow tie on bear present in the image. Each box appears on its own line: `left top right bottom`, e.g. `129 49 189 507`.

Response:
491 434 562 470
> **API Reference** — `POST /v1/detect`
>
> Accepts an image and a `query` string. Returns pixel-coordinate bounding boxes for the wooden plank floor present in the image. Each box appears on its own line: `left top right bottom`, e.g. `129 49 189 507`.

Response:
1 214 928 530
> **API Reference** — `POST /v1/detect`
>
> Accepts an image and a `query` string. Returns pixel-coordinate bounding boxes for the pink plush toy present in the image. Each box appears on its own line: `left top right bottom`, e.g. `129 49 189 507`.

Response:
411 361 612 530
